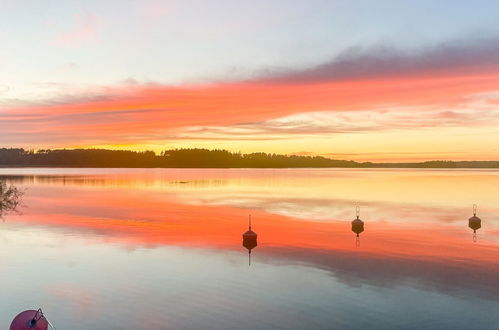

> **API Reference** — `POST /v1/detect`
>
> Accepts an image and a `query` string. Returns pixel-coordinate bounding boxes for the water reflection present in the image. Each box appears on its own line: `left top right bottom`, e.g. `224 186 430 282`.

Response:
0 180 22 219
242 215 258 266
1 169 499 329
468 204 482 242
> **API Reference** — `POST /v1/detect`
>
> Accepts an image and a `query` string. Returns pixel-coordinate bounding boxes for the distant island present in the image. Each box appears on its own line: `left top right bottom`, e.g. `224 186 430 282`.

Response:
1 148 499 168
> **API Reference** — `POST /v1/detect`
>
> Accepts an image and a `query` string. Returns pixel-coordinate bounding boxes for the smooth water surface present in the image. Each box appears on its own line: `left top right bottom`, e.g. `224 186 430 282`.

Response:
1 168 499 329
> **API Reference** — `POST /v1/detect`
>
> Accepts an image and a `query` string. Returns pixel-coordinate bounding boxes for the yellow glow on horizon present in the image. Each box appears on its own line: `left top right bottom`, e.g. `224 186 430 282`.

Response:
65 125 499 163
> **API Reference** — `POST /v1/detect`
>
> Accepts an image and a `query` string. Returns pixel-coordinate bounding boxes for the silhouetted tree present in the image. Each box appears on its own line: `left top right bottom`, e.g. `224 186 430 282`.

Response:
0 180 23 218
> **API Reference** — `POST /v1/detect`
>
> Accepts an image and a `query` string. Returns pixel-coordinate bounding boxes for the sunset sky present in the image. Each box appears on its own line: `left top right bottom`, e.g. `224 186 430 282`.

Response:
2 0 499 161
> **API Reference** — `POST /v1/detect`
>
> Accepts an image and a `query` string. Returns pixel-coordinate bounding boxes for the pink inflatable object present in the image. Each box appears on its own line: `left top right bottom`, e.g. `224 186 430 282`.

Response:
10 310 48 330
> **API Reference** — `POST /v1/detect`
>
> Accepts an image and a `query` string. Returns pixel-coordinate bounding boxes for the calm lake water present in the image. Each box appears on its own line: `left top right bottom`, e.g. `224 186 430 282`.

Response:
1 168 499 329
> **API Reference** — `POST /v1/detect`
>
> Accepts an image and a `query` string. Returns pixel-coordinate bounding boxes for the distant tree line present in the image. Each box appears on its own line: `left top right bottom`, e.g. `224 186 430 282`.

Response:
0 148 498 168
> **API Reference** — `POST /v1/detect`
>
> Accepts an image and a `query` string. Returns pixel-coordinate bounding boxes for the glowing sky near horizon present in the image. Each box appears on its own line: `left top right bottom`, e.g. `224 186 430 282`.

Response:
2 0 499 161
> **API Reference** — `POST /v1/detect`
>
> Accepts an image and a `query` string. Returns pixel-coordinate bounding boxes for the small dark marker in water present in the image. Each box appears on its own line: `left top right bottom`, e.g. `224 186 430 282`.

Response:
242 215 258 266
468 204 481 243
352 206 364 247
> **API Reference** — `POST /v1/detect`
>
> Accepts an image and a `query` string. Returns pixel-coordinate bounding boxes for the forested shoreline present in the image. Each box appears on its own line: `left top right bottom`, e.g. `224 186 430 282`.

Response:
1 148 499 168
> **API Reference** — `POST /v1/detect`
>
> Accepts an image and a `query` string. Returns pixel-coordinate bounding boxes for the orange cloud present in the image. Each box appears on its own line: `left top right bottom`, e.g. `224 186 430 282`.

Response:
3 71 499 145
5 37 499 154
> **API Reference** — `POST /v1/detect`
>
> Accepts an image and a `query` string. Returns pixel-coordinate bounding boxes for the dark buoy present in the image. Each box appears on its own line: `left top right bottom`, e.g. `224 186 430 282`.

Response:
351 206 364 247
242 215 258 265
10 309 55 330
469 204 482 243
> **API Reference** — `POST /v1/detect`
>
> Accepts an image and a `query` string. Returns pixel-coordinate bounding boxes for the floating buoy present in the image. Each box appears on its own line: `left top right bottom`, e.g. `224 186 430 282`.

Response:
351 206 364 247
468 204 482 243
242 215 258 265
10 309 55 330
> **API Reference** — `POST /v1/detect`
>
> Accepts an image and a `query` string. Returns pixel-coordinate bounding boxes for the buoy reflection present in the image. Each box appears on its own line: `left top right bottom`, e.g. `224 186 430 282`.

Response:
351 206 365 247
468 204 482 243
242 215 258 266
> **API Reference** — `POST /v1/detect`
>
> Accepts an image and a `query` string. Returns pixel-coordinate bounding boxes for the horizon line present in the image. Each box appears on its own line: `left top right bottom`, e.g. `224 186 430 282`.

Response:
2 146 499 165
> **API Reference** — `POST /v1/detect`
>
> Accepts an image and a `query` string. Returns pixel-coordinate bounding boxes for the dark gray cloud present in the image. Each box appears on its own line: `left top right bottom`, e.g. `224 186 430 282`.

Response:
253 36 499 83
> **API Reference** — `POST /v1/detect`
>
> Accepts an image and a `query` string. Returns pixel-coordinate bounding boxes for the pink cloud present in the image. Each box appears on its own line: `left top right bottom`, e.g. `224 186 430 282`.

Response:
2 70 499 148
52 13 100 47
140 0 171 21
